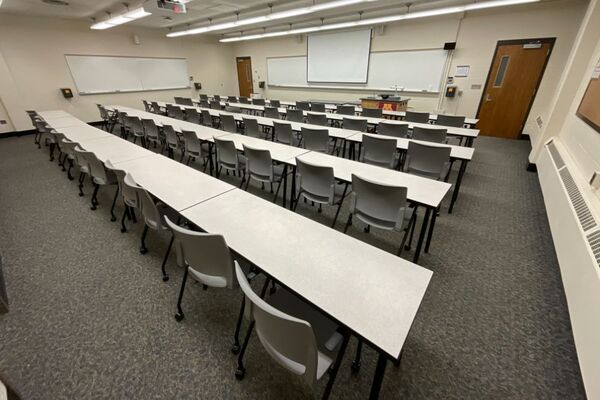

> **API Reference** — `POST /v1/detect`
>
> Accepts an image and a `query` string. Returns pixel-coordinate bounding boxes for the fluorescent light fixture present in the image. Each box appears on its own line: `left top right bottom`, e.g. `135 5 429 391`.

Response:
91 6 151 30
219 0 538 42
167 0 375 37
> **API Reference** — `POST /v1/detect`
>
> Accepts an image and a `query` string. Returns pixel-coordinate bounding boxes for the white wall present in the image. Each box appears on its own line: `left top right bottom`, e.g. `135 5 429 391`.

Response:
231 0 586 139
0 13 237 132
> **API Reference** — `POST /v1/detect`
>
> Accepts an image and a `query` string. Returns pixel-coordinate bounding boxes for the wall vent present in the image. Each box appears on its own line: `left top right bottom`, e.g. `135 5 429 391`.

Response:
546 141 565 169
559 168 597 232
586 230 600 269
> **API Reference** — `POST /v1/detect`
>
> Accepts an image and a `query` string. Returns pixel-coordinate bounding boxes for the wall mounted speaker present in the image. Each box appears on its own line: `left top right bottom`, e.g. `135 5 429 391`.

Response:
133 34 141 45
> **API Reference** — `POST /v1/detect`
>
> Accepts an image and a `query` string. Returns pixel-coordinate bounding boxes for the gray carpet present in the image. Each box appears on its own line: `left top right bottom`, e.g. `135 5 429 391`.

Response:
0 132 586 399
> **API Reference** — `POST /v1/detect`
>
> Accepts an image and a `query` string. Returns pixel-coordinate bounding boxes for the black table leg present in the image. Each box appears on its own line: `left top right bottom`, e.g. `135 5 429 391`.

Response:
413 207 432 264
369 353 388 400
424 207 438 253
282 164 288 208
449 160 468 214
289 165 296 210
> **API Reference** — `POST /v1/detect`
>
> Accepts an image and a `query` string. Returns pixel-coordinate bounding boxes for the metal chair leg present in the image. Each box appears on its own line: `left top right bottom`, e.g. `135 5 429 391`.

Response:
140 225 149 254
174 265 189 321
231 297 246 354
120 208 128 233
343 214 353 233
235 320 255 380
90 183 100 210
351 339 363 372
160 234 174 282
322 331 351 400
110 186 119 221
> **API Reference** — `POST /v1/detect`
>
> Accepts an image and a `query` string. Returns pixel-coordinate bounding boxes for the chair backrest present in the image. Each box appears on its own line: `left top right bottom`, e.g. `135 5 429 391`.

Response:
404 141 451 180
436 114 466 128
116 111 127 127
296 101 310 111
142 100 152 112
234 263 320 387
165 217 235 288
360 135 397 169
60 138 77 156
307 113 328 127
72 145 89 170
243 117 260 137
411 126 447 143
226 106 241 114
227 96 238 103
273 121 293 145
362 108 382 118
199 100 210 109
336 105 355 115
301 127 329 153
182 130 201 155
252 98 266 106
243 144 274 182
286 109 304 123
311 103 325 112
264 107 280 120
125 116 143 136
378 122 408 138
163 125 179 148
350 174 409 231
167 104 184 120
214 137 240 168
34 120 51 133
296 158 336 204
405 111 430 124
213 95 221 101
142 119 159 140
97 104 109 120
185 108 201 125
150 102 162 114
343 117 368 132
105 160 137 208
135 180 164 230
199 94 209 101
270 100 281 107
221 114 237 133
210 101 221 110
84 151 110 183
239 96 249 104
201 110 213 126
174 97 184 105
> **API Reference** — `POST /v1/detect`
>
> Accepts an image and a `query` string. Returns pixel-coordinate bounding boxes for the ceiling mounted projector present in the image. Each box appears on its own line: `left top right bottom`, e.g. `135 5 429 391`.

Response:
157 0 187 14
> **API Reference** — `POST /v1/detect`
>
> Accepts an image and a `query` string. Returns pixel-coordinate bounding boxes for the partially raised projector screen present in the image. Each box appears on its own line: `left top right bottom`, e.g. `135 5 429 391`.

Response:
65 55 189 95
307 29 372 83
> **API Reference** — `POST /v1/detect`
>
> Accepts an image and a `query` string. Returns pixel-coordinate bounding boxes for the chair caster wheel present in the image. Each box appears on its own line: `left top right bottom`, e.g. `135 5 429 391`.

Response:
140 247 148 254
121 228 127 233
235 368 245 380
162 276 169 282
269 286 276 295
174 313 184 322
79 193 84 197
231 345 240 355
351 361 361 373
90 206 97 211
404 245 411 251
111 217 116 222
364 226 370 233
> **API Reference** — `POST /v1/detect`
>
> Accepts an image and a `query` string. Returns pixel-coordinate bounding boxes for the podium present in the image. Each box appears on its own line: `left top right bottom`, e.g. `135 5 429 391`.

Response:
361 96 410 111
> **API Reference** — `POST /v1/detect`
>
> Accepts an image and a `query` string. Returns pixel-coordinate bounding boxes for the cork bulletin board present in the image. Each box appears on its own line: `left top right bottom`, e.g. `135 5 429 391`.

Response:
576 56 600 133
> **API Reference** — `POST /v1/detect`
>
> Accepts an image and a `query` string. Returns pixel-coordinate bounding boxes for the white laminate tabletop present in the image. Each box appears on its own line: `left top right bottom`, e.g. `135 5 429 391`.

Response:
182 188 432 359
53 124 114 143
346 133 475 161
44 116 89 128
78 136 156 165
38 110 72 118
219 133 310 163
296 151 451 208
116 154 236 211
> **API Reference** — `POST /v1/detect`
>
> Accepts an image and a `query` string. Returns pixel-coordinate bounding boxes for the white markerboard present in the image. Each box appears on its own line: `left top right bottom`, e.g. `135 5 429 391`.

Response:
267 49 447 93
65 55 190 95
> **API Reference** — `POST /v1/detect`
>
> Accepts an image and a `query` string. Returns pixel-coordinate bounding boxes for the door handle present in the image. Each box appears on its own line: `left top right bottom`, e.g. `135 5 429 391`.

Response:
485 94 493 102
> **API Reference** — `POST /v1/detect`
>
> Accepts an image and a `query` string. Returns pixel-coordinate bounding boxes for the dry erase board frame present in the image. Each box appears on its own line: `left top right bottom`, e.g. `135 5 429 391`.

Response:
65 54 190 95
576 57 600 134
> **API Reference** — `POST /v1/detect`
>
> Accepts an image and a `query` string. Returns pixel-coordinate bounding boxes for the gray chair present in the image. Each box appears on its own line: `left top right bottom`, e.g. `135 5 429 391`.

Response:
286 108 304 123
213 95 221 102
201 110 214 127
199 94 209 101
343 118 368 132
269 100 281 107
142 100 153 112
311 103 325 112
378 122 408 138
167 104 185 120
151 101 164 115
344 174 416 256
220 114 238 133
199 100 210 109
336 105 355 115
436 114 466 128
302 127 330 153
214 137 246 180
85 151 119 220
243 117 261 138
307 113 328 127
180 97 194 106
411 126 447 143
227 96 238 103
362 108 382 118
104 160 138 233
296 101 310 111
72 145 90 196
185 108 201 125
233 263 347 399
252 98 266 106
360 135 398 169
239 96 250 104
210 101 222 110
264 107 280 120
273 121 294 145
242 145 286 202
97 104 115 131
182 130 208 170
141 119 161 149
166 216 239 323
163 125 183 160
404 141 451 180
126 116 145 146
294 157 348 227
225 106 242 114
405 111 430 124
174 97 184 105
59 138 78 180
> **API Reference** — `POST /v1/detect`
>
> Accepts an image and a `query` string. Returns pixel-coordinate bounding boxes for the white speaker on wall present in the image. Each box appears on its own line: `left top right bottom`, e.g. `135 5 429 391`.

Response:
133 34 141 45
376 25 385 36
295 34 303 43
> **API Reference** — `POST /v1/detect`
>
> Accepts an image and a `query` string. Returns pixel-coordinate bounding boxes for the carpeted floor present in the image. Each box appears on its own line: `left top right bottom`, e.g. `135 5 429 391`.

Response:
0 131 586 399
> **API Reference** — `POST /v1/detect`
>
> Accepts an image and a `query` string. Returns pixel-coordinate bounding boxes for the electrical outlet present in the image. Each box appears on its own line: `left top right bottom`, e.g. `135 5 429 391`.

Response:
0 120 6 125
536 116 543 129
471 84 482 90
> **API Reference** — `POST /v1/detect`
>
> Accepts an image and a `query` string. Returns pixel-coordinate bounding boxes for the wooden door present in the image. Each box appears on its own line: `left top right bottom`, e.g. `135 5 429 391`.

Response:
236 57 253 98
477 39 554 139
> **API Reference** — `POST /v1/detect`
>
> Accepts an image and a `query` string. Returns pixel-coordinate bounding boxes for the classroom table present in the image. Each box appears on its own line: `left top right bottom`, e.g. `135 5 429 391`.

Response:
345 133 474 213
49 122 114 143
77 136 156 165
181 188 433 399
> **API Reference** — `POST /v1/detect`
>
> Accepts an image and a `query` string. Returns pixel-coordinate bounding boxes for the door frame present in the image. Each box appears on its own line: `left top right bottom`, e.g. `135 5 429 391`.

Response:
476 37 556 138
236 56 253 97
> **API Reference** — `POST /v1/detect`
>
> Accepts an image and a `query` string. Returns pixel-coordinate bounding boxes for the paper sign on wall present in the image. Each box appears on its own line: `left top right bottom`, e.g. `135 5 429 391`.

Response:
455 65 470 77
